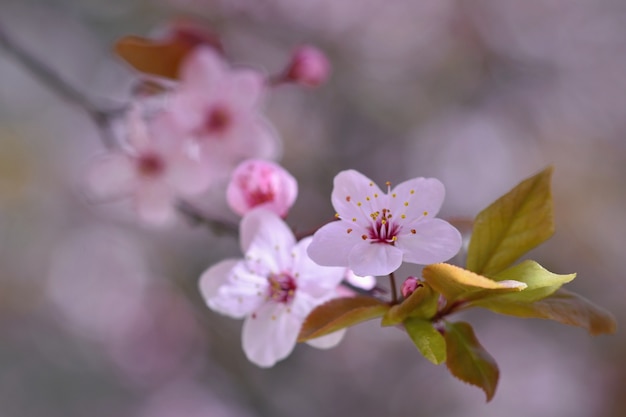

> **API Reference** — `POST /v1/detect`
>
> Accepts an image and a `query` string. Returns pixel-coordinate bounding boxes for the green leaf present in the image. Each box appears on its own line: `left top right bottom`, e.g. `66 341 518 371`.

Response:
422 263 526 304
404 318 446 365
478 260 575 304
444 321 499 402
466 167 554 276
476 289 617 335
382 283 439 326
298 296 390 342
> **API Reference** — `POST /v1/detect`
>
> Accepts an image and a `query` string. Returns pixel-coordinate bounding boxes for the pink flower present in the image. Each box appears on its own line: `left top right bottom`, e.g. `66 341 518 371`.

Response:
307 170 462 276
199 208 345 367
168 47 281 174
84 108 211 224
401 276 422 298
283 45 330 87
226 159 298 217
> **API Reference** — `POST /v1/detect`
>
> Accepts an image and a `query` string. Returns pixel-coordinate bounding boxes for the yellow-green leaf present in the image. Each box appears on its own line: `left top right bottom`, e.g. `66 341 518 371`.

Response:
479 260 575 304
422 263 526 303
404 318 446 365
382 283 439 326
466 167 554 276
477 289 617 335
444 321 499 402
298 296 389 342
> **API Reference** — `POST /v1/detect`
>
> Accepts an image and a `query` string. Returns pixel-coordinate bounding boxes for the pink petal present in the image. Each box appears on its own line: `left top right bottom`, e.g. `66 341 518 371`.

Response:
307 220 363 268
133 181 176 225
179 46 225 93
331 170 384 220
198 258 239 305
241 303 300 367
84 153 137 201
230 69 265 108
389 177 445 221
396 218 462 265
207 263 268 318
291 237 345 298
239 209 296 272
348 241 403 277
167 152 213 196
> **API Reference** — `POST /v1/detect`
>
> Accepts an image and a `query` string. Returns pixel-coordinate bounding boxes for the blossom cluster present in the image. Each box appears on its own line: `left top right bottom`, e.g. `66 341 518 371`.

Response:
83 32 463 367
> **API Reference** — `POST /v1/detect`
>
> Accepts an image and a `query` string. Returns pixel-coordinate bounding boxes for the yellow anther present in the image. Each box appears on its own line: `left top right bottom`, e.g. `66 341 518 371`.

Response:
369 182 374 186
391 236 397 241
423 211 428 216
352 217 357 222
401 214 406 219
392 193 397 198
404 202 409 207
366 197 370 201
385 181 391 187
335 213 340 219
357 202 362 207
410 190 415 194
374 193 378 198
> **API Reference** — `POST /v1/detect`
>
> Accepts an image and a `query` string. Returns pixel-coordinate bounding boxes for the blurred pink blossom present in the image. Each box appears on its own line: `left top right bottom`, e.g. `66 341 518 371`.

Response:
282 45 330 87
168 47 281 174
199 208 345 367
84 108 212 225
226 159 298 217
401 276 421 298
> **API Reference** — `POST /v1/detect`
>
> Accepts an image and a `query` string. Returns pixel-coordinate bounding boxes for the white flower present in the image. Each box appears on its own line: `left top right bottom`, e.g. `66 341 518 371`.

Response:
307 170 462 276
199 208 345 367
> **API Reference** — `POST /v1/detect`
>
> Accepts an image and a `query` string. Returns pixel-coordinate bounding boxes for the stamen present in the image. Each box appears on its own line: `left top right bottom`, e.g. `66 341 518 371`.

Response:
346 196 351 202
423 211 428 216
404 202 409 207
347 228 353 234
411 229 416 234
361 234 367 240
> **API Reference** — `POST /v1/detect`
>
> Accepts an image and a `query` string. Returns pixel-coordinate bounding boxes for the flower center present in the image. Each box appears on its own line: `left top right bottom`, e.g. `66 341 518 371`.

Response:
136 152 165 178
366 208 400 244
267 272 297 304
203 104 232 135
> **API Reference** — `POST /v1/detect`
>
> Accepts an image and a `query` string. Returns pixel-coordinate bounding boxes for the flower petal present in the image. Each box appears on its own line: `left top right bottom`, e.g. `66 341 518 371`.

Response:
396 218 462 265
133 181 176 225
84 154 137 201
291 237 345 298
306 329 346 349
307 220 363 268
331 170 384 220
348 241 403 276
241 303 300 367
179 46 225 93
208 262 268 318
389 177 445 221
230 69 264 108
198 258 239 304
239 209 296 272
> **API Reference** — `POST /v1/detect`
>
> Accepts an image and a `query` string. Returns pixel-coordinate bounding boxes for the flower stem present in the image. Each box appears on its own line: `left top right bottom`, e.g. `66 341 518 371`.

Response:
389 272 398 304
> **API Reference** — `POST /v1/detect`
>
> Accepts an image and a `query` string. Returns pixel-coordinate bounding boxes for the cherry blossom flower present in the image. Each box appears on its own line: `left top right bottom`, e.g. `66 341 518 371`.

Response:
282 45 330 87
401 276 422 298
85 108 211 224
199 208 346 367
168 47 281 175
307 170 462 276
226 159 298 217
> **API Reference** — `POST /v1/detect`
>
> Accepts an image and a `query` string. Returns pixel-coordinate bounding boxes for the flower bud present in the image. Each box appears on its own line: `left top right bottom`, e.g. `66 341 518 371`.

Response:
401 276 422 299
226 159 298 217
283 45 330 87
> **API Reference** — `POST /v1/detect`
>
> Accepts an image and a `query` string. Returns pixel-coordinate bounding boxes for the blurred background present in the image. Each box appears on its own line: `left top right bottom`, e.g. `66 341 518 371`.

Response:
0 0 625 416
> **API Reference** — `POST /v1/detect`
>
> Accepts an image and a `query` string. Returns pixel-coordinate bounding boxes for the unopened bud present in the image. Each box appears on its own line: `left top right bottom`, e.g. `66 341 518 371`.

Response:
401 276 422 299
283 45 330 87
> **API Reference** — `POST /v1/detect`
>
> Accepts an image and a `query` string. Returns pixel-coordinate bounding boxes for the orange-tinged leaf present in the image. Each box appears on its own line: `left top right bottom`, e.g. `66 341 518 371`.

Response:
382 283 439 326
114 35 193 79
478 289 617 335
422 263 526 303
444 321 499 402
298 296 389 342
466 167 554 276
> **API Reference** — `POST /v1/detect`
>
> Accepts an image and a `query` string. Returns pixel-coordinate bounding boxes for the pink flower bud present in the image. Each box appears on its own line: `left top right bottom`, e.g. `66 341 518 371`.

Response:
401 276 422 299
226 159 298 217
283 45 330 87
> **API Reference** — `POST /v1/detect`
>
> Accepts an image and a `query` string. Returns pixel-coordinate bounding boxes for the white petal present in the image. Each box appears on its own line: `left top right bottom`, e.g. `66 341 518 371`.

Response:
331 170 384 220
348 241 403 276
134 181 176 225
241 303 300 367
345 270 377 290
306 329 346 349
239 209 296 272
307 220 363 268
389 177 445 221
199 259 239 303
209 270 268 318
292 237 345 298
84 154 137 201
396 218 462 265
